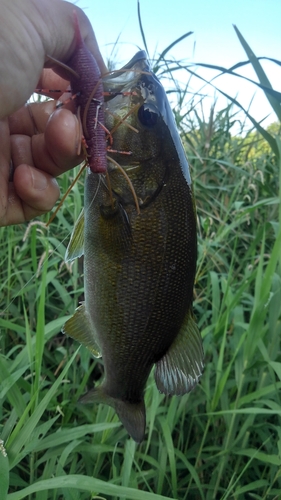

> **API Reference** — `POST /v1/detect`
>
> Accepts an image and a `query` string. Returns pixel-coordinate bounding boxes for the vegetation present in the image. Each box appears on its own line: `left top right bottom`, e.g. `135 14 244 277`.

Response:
1 24 281 500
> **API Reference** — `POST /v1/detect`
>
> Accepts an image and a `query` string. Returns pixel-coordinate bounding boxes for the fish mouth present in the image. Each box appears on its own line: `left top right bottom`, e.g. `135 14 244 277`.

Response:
103 51 167 121
102 50 150 98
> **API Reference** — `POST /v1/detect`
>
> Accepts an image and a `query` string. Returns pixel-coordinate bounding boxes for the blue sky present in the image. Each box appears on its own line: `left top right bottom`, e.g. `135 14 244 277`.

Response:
73 0 281 130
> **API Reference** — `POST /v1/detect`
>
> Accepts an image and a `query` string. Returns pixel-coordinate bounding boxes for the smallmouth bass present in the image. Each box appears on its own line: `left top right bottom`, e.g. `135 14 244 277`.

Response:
64 51 204 442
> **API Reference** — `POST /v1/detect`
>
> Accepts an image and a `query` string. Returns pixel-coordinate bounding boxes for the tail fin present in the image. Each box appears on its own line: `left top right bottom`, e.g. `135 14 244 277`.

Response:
80 387 146 443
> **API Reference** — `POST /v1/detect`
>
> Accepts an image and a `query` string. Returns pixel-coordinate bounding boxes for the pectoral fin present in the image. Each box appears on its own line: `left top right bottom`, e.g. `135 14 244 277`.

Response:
155 312 204 395
65 208 84 262
100 201 132 252
62 303 101 358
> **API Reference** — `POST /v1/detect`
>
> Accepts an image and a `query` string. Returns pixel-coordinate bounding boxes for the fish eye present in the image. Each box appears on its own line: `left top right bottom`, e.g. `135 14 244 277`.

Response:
138 104 159 128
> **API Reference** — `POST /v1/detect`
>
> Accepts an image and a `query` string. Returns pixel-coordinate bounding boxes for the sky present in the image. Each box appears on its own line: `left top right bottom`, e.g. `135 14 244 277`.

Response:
71 0 281 131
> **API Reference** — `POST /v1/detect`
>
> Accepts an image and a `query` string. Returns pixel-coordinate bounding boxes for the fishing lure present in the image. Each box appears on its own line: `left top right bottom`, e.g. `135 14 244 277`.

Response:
66 12 107 173
38 11 107 174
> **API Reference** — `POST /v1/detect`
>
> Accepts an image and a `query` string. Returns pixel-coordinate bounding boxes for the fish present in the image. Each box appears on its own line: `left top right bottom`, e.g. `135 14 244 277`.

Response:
63 50 204 443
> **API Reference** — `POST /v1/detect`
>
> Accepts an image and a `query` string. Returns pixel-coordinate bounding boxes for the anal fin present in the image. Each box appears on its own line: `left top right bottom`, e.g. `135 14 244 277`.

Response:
62 303 101 358
155 312 204 395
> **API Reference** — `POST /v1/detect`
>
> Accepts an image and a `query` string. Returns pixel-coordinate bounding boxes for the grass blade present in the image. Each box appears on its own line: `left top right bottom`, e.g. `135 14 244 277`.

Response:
233 24 281 120
7 475 172 500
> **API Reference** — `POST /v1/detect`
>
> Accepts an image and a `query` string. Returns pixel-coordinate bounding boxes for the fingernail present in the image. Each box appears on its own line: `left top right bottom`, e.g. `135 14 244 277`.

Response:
30 167 48 191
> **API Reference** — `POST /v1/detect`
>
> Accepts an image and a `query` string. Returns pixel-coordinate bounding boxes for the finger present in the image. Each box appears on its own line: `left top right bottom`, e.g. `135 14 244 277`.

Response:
0 119 11 220
10 108 82 178
42 5 108 76
33 107 83 176
2 164 60 226
9 97 77 137
13 165 60 224
44 108 83 172
9 101 57 136
36 68 70 99
10 135 34 168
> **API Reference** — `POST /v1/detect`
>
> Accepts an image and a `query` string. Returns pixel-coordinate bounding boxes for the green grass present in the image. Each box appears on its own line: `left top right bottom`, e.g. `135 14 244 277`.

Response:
1 27 281 500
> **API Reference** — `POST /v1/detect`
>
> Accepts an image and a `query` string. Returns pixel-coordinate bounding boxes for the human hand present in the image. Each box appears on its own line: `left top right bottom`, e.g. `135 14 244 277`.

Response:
0 0 107 226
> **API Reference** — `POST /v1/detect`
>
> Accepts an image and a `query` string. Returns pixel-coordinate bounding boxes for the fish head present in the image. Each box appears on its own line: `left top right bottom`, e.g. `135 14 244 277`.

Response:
104 52 164 160
102 51 191 205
